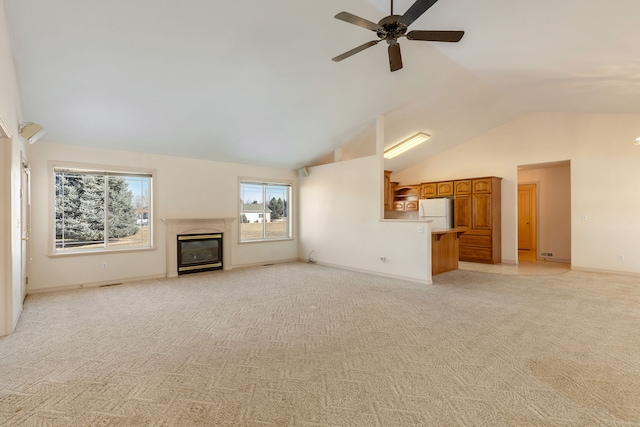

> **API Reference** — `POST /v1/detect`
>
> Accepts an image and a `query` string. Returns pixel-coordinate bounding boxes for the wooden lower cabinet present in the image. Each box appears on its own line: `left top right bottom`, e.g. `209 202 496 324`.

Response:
459 230 494 263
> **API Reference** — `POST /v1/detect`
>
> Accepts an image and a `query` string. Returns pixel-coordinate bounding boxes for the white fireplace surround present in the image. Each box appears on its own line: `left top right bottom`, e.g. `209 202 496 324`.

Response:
163 218 236 277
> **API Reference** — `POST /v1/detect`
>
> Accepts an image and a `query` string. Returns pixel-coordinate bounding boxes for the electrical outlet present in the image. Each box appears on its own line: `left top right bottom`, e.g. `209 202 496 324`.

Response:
417 226 424 233
379 256 386 262
618 254 625 261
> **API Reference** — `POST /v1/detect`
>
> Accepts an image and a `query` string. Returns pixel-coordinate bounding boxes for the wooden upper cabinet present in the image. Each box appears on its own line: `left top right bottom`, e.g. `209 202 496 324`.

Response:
472 178 492 194
421 181 453 198
421 183 437 198
455 180 471 195
437 181 454 197
393 185 420 211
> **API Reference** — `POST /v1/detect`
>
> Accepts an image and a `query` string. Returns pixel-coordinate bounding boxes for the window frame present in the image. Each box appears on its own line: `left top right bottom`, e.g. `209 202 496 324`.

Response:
49 161 155 256
239 178 293 243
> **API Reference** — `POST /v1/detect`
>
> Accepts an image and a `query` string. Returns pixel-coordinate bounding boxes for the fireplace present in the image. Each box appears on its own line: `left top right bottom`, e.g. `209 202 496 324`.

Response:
163 217 235 278
177 233 223 274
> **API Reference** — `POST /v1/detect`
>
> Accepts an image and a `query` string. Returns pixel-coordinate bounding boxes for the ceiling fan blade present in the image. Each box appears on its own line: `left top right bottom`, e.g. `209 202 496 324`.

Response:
407 30 464 42
388 43 403 72
402 0 439 27
334 12 382 32
332 40 380 62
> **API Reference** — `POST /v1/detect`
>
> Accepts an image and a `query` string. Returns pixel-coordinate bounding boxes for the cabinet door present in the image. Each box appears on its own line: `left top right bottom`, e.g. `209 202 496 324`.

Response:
472 178 492 194
405 200 418 211
393 201 405 211
454 195 472 228
473 194 492 229
421 183 437 198
437 181 454 197
455 180 471 195
384 171 392 210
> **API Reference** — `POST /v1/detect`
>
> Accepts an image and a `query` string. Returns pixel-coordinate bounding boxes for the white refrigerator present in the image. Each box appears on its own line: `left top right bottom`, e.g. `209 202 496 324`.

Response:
419 198 453 229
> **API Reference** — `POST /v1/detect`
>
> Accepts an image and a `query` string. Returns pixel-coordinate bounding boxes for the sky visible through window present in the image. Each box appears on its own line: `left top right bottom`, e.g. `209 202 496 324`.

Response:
125 177 150 207
241 183 288 205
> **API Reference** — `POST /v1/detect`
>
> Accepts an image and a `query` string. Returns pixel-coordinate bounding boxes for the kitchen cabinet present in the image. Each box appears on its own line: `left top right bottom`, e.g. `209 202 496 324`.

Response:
393 185 420 211
388 175 501 264
454 180 471 195
454 195 472 228
455 177 502 264
437 181 454 197
421 183 437 198
420 181 453 198
384 171 393 211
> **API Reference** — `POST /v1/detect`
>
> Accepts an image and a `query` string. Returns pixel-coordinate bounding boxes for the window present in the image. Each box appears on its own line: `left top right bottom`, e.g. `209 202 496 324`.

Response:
53 165 153 253
240 180 291 242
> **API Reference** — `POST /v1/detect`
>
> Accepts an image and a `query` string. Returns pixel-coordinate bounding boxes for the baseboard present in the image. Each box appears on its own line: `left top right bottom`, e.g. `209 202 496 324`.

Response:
571 266 640 277
304 259 432 285
27 273 167 295
537 257 571 264
230 258 299 270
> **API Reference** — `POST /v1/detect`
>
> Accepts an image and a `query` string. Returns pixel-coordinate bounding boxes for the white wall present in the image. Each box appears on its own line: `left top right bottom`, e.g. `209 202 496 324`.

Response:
392 112 640 274
518 164 571 262
299 155 431 284
0 0 27 335
26 141 298 292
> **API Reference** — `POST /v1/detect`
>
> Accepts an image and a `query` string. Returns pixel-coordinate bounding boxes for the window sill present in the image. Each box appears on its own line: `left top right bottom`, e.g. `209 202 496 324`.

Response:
48 246 156 258
239 237 294 244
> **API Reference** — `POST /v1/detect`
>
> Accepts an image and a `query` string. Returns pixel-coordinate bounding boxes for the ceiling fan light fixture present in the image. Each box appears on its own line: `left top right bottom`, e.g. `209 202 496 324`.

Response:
634 137 640 146
384 132 430 159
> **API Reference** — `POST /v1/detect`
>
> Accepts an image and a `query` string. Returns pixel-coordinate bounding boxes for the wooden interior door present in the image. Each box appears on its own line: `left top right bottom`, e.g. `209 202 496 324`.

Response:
518 183 536 251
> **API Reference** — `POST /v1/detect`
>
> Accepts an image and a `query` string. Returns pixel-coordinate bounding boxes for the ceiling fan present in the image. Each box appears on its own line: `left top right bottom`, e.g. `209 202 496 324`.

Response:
332 0 464 72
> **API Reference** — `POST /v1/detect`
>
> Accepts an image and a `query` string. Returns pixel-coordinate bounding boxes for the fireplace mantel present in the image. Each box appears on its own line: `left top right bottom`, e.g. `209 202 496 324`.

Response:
163 217 235 277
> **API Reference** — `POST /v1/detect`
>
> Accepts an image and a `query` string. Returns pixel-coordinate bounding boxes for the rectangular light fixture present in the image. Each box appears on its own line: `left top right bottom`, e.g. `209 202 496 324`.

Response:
383 132 430 159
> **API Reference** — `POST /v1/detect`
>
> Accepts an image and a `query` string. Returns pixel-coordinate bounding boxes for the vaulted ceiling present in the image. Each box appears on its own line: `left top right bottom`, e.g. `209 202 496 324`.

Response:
5 0 640 172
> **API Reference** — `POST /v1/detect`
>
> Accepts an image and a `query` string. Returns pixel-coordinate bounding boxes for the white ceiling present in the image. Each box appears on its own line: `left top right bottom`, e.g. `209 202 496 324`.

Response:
5 0 640 172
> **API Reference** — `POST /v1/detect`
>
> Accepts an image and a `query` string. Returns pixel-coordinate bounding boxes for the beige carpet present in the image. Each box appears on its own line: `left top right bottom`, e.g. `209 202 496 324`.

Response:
1 262 639 426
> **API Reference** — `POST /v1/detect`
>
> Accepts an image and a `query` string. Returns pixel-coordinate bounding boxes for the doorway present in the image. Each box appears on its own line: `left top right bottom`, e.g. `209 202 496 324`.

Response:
517 161 571 265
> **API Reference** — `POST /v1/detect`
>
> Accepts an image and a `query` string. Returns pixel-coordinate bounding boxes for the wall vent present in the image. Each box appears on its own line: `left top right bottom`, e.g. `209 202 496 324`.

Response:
540 252 554 257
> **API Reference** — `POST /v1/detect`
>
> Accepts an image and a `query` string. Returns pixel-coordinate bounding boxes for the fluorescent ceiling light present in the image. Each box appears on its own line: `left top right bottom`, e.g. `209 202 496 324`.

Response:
384 132 431 159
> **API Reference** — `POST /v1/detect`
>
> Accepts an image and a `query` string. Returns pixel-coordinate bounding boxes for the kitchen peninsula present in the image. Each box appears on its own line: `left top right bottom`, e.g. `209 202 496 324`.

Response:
431 228 465 275
384 173 503 271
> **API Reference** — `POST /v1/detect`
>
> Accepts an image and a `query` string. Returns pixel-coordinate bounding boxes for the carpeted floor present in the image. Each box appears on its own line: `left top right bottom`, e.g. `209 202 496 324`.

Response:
1 262 639 426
